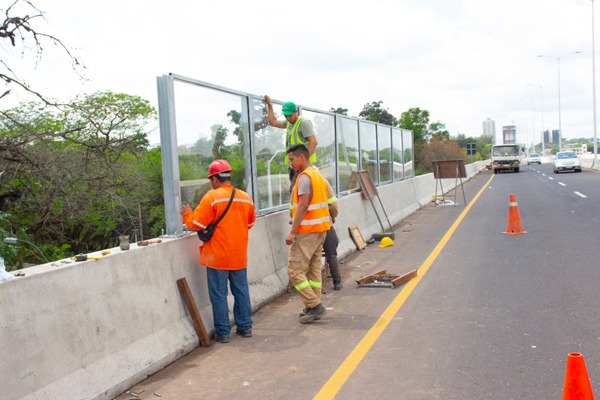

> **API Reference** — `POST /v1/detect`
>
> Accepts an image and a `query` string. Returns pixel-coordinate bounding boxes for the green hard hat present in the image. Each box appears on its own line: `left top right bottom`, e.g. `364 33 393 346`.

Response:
282 101 297 116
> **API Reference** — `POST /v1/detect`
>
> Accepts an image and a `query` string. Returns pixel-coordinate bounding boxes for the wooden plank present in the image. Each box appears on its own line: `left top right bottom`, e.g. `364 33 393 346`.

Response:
390 269 418 288
355 269 387 285
176 277 211 347
348 224 367 250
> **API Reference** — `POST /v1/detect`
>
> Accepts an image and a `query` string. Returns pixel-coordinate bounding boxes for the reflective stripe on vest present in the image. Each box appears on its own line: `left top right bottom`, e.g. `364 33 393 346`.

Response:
291 167 331 233
284 116 316 163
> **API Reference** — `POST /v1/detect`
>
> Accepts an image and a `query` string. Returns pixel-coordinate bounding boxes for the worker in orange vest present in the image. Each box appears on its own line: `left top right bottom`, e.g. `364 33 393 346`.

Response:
286 144 331 323
180 159 256 343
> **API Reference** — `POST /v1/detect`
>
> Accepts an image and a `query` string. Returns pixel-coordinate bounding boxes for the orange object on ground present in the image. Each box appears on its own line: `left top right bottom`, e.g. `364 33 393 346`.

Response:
563 352 594 400
503 194 527 235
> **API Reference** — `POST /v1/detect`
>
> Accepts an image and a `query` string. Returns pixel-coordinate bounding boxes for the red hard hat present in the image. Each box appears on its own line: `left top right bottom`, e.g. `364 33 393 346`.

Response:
207 159 233 178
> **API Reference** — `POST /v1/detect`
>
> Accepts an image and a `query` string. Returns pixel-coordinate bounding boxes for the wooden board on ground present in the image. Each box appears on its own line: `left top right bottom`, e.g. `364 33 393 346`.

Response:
348 224 367 250
177 277 211 347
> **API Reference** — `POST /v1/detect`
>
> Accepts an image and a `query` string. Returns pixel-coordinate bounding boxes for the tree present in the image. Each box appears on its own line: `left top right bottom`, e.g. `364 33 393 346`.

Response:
398 107 430 142
416 136 466 175
329 107 348 115
0 0 84 103
359 101 397 126
0 91 159 262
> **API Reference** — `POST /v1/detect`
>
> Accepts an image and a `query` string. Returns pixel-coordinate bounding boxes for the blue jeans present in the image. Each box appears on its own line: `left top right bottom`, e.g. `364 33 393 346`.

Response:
206 267 252 337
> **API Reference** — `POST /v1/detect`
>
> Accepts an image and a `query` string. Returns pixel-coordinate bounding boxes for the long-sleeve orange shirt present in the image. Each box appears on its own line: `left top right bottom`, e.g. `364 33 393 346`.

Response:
182 184 255 270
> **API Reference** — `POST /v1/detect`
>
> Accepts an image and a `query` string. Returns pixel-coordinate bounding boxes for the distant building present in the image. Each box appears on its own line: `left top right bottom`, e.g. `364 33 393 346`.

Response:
552 129 559 144
482 118 496 143
502 125 516 144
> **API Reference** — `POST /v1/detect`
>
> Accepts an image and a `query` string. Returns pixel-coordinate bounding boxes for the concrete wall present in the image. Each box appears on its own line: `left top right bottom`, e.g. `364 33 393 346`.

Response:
0 161 487 400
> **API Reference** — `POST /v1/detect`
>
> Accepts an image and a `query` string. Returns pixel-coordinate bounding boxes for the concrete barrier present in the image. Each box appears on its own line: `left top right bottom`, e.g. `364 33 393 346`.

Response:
0 161 487 400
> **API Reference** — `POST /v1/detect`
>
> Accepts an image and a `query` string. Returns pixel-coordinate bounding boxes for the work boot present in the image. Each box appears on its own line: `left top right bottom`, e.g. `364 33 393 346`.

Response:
235 328 252 338
334 282 342 290
298 307 322 320
299 303 326 324
214 334 231 343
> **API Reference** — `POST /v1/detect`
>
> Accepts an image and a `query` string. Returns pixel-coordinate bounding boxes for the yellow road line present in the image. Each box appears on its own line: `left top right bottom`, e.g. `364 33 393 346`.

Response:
313 173 495 400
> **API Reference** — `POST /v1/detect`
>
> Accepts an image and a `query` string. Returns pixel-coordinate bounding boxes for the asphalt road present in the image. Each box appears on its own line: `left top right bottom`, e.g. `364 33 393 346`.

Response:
335 164 600 399
116 165 600 400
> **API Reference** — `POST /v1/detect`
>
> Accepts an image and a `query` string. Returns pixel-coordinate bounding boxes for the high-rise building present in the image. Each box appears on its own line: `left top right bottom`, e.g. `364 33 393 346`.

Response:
482 118 496 143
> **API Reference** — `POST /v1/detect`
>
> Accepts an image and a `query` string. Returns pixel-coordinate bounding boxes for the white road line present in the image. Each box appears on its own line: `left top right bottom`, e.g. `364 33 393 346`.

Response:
548 177 554 180
574 191 587 198
558 182 566 186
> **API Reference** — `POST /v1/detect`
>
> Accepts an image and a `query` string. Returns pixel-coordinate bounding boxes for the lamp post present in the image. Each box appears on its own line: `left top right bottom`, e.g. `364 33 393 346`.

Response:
592 0 598 164
538 51 582 151
3 237 49 263
527 83 545 154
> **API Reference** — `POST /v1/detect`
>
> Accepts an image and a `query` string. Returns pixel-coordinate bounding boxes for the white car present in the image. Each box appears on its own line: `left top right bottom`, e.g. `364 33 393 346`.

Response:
528 153 541 164
553 151 582 173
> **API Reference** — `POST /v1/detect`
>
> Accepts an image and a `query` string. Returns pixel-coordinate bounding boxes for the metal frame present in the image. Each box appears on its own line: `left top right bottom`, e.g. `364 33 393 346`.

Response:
156 73 414 236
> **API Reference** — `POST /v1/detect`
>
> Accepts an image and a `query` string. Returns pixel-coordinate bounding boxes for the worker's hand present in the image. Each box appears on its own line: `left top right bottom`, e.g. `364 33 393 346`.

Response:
180 204 192 215
264 95 271 105
285 232 295 246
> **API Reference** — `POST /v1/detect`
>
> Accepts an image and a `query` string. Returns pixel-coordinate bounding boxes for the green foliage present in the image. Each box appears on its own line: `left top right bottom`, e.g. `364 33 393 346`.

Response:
359 101 397 126
0 91 163 261
330 107 348 115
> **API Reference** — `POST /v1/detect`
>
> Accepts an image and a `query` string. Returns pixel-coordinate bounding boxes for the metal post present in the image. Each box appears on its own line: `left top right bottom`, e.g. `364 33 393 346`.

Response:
538 51 581 152
592 0 598 165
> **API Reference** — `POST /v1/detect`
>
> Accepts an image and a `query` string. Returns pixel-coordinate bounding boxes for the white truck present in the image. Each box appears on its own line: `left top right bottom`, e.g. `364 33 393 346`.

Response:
491 144 521 173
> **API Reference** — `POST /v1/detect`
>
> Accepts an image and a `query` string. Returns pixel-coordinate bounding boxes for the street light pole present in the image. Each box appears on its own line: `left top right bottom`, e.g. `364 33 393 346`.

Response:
538 51 582 151
592 0 598 165
527 83 545 154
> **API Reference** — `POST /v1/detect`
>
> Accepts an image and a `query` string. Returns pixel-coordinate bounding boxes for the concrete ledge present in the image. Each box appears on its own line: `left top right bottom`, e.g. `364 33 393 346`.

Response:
0 161 487 400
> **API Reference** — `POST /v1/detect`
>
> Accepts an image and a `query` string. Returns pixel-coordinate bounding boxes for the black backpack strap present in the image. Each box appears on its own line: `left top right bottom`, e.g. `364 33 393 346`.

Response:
214 188 236 226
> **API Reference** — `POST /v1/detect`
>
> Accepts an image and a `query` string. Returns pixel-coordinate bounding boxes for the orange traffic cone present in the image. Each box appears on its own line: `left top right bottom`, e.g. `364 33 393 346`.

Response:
563 352 594 399
503 194 527 235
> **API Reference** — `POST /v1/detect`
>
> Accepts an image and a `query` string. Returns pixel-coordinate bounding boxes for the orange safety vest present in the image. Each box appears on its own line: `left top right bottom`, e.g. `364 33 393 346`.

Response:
291 167 331 233
183 184 256 270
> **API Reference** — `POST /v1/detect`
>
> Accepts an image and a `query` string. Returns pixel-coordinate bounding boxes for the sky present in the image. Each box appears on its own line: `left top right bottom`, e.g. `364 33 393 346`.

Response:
2 0 599 146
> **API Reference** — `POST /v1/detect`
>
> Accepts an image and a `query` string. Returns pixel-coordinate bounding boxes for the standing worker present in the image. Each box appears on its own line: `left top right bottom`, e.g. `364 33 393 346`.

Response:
180 159 256 343
264 95 318 188
286 144 331 323
324 180 342 290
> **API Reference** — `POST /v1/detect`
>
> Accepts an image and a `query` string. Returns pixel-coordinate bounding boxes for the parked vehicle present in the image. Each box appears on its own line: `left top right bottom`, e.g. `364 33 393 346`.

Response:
492 144 521 173
527 153 541 164
553 151 581 173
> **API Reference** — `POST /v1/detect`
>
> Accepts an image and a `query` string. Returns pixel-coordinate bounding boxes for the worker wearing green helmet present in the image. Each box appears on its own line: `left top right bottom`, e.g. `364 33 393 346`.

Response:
264 95 317 188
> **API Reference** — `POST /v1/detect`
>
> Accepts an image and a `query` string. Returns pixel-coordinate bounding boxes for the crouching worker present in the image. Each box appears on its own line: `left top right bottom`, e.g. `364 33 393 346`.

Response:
180 159 256 343
286 144 331 323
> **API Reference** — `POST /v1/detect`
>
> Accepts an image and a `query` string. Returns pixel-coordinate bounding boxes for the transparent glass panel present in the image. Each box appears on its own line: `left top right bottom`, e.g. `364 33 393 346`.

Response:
337 117 360 192
402 129 414 178
174 81 251 208
377 126 392 183
250 97 291 210
359 121 378 184
392 128 404 180
301 110 335 187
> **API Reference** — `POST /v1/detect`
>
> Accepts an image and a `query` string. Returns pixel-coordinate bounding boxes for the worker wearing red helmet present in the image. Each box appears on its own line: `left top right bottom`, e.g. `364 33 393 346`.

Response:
181 159 256 343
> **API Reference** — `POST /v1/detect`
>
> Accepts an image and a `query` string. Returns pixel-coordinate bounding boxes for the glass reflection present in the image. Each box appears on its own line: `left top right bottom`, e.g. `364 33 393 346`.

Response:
359 121 378 184
378 126 391 183
337 117 360 192
174 82 250 208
